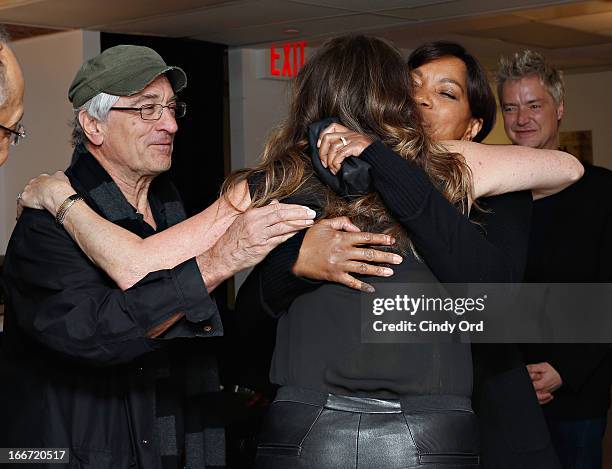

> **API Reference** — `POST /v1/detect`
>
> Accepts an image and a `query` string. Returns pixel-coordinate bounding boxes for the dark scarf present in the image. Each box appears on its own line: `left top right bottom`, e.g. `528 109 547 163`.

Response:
67 145 185 229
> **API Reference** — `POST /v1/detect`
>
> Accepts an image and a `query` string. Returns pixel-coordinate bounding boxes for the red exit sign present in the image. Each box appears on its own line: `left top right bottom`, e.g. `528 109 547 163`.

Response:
270 41 307 77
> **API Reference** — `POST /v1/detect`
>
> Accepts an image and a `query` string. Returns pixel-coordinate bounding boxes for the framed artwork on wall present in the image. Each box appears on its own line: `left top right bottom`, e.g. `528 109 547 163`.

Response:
560 130 593 164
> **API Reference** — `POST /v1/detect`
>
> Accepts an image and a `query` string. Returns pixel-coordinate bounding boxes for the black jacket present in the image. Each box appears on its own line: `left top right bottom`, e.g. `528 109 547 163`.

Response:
236 141 561 469
0 147 224 469
522 164 612 420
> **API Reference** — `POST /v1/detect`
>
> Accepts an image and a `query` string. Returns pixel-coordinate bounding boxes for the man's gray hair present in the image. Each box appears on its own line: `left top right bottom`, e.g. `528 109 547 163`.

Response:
71 92 120 147
496 50 565 106
0 25 11 108
0 25 10 45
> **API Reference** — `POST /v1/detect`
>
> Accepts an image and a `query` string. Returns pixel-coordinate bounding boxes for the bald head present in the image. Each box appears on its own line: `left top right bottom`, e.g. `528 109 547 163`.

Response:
0 29 25 166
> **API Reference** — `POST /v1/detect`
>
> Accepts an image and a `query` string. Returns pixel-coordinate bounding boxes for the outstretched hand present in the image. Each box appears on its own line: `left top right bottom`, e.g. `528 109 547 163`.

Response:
199 200 317 293
293 216 402 292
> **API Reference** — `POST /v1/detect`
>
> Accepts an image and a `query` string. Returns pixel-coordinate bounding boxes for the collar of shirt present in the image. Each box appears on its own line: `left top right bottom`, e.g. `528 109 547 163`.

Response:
65 144 186 236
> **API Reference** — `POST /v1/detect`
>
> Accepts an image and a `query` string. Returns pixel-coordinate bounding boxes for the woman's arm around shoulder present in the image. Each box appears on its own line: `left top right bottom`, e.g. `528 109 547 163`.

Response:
19 172 251 289
443 140 584 201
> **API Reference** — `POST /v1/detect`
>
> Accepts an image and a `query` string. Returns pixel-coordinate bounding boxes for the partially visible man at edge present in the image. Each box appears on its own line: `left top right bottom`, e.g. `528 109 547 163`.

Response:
498 49 612 469
0 26 25 166
0 45 316 469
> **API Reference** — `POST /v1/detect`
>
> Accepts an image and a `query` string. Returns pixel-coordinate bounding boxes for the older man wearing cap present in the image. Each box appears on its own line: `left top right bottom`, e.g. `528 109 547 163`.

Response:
0 45 314 469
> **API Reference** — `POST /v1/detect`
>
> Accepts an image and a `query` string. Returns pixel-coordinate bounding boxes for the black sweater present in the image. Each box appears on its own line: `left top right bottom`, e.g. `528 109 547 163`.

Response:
522 164 612 419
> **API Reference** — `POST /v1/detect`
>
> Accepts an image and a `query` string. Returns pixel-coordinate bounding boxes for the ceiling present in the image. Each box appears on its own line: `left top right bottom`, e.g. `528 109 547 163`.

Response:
1 0 612 73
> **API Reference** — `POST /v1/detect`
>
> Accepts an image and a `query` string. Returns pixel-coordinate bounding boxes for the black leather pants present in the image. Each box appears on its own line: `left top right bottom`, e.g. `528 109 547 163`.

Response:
255 387 480 469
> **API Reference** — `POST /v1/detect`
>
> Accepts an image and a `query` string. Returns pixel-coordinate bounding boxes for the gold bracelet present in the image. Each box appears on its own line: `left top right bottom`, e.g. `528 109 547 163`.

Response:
55 193 84 227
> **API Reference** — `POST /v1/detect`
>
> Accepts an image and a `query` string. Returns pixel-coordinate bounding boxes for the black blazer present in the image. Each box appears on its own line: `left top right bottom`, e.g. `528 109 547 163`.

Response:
522 164 612 420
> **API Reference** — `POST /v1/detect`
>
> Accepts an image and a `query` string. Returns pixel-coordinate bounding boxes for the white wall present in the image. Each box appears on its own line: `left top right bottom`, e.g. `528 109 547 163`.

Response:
0 30 100 253
561 71 612 170
228 47 290 171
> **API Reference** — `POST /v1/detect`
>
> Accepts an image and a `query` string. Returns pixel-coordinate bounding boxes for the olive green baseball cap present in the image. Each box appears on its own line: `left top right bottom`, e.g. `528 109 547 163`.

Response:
68 45 187 108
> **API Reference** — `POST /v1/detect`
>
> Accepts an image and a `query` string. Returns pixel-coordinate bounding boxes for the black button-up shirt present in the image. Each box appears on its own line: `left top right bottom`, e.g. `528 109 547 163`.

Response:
0 146 224 468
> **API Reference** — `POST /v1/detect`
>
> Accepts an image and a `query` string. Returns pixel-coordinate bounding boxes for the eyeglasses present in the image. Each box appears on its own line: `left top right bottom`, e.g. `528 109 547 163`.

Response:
0 122 26 146
110 102 187 121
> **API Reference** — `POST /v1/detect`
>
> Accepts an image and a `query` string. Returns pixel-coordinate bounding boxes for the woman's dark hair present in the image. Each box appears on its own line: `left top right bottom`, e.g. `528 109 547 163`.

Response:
407 41 496 143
